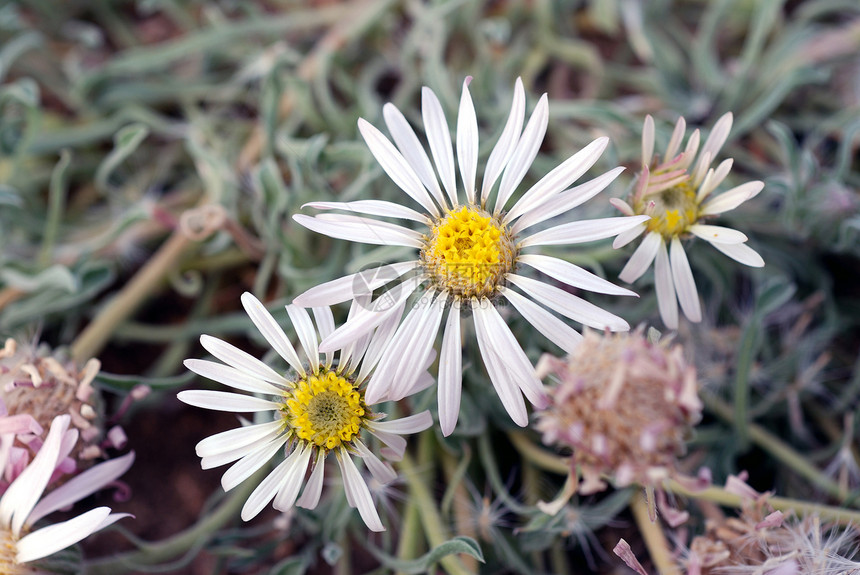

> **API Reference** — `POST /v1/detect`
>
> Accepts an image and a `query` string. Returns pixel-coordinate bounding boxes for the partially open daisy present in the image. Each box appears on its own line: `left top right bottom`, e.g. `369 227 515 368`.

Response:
293 77 648 435
178 292 432 532
0 414 133 572
612 113 765 329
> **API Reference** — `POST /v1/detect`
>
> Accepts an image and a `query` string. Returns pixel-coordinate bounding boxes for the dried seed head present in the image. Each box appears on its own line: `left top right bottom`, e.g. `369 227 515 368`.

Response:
536 328 701 494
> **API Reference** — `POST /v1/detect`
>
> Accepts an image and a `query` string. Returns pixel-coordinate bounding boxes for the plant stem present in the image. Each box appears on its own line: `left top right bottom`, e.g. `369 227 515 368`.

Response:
630 489 680 575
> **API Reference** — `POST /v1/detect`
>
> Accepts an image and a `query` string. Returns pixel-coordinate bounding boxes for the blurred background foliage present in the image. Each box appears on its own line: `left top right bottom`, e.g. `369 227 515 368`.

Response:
1 0 859 573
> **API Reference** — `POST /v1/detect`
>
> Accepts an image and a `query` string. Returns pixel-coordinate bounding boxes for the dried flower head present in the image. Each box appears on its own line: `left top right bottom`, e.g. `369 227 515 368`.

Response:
536 328 701 494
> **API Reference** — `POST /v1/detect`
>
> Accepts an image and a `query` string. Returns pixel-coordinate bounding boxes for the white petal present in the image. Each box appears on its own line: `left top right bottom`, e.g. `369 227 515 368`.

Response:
272 444 313 512
495 94 549 213
240 292 305 376
336 449 384 531
471 299 528 426
177 390 280 413
619 231 662 283
438 306 463 436
506 274 629 331
363 298 426 405
697 112 732 174
242 443 308 521
369 412 433 436
699 181 764 215
482 78 525 204
195 421 282 458
292 261 419 307
358 118 439 217
669 237 701 323
710 241 765 267
383 103 447 209
293 213 424 248
654 239 678 329
303 200 428 223
519 254 636 296
696 158 733 202
689 224 748 244
354 439 396 485
184 359 283 396
286 305 319 371
388 292 445 401
612 221 648 249
200 335 287 385
0 415 69 536
664 116 686 161
680 129 700 170
519 215 650 248
457 77 479 204
355 299 408 382
505 137 609 223
642 115 655 166
222 436 288 492
16 507 112 563
512 167 626 234
500 287 583 355
27 451 134 527
422 86 458 206
312 307 336 369
296 451 326 509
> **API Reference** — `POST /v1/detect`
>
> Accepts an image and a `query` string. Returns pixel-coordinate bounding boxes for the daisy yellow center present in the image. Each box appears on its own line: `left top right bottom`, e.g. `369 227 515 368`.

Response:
283 370 367 451
420 206 516 298
637 182 699 240
1 528 21 574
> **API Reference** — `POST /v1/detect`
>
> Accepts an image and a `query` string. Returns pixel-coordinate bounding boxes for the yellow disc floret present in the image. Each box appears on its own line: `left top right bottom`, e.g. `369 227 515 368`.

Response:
636 182 700 240
283 370 367 450
420 206 516 298
1 527 22 575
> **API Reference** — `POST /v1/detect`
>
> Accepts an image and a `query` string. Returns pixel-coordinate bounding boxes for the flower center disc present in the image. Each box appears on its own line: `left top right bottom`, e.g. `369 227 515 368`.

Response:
284 370 366 450
420 206 516 298
637 182 699 239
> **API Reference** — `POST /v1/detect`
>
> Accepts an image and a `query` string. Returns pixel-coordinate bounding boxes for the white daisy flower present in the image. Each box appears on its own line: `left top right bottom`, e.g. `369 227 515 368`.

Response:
292 77 647 435
0 414 133 571
178 292 433 532
613 113 765 329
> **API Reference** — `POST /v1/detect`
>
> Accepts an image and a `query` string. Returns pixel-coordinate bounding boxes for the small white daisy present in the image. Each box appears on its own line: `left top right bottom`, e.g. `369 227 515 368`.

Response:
0 414 133 571
178 292 432 532
613 113 765 329
292 77 647 435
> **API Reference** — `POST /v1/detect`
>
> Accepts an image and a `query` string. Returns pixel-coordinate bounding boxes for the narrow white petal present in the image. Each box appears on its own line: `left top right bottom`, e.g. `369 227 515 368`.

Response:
358 118 439 217
356 300 407 382
293 213 424 248
16 507 112 563
698 112 732 172
388 292 445 401
196 421 282 458
520 215 650 248
619 231 662 283
368 429 406 461
242 444 308 521
184 359 283 396
369 411 433 436
680 129 700 170
690 151 712 188
363 299 426 405
272 444 313 512
0 415 69 536
422 86 458 205
696 158 733 202
354 440 396 484
507 274 629 331
240 292 305 375
293 261 419 307
501 286 583 354
312 306 335 369
512 167 626 234
222 436 287 492
699 181 763 215
200 335 286 385
689 224 748 244
471 300 528 426
519 254 636 296
642 115 655 166
303 200 428 223
612 221 648 249
654 239 678 329
177 390 280 413
505 137 609 223
438 307 462 436
495 94 549 213
336 449 384 531
27 451 134 526
664 116 686 161
457 77 479 204
296 451 325 509
669 237 701 323
481 78 525 204
710 241 765 267
610 197 635 217
286 305 319 371
383 103 447 209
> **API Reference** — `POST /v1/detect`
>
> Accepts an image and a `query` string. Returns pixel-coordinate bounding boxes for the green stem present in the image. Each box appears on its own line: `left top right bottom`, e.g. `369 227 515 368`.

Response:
630 489 679 575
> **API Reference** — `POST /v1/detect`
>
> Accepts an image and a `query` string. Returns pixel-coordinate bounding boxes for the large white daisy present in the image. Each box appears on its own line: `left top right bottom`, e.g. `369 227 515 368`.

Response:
612 113 765 329
178 292 432 532
292 77 648 435
0 414 133 571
